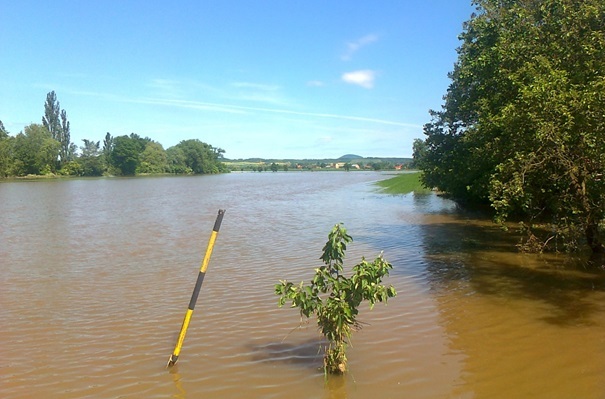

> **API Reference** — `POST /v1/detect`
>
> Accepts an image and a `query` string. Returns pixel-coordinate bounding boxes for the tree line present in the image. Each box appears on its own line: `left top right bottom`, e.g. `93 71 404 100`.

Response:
414 0 605 254
0 91 228 177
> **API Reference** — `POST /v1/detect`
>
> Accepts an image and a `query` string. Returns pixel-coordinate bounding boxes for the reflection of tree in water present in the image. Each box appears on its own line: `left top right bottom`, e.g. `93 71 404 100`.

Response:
414 195 605 398
418 207 605 325
353 192 605 397
324 374 348 399
362 191 605 323
248 339 350 399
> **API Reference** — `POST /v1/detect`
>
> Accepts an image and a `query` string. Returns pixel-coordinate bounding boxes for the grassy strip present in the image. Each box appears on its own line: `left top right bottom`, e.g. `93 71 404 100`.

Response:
375 172 432 195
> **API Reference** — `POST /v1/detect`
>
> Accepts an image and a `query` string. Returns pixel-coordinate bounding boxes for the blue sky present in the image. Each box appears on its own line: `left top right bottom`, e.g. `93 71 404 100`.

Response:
0 1 475 159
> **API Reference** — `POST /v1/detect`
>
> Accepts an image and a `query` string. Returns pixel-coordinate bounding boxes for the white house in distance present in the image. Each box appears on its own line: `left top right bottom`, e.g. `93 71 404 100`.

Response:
333 162 360 169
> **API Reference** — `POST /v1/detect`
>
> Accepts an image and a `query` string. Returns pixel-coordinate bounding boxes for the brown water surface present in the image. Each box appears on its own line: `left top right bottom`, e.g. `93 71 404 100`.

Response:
1 172 604 398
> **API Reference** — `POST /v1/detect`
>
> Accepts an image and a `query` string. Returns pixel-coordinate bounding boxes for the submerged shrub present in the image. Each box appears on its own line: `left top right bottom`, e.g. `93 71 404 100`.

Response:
275 223 397 375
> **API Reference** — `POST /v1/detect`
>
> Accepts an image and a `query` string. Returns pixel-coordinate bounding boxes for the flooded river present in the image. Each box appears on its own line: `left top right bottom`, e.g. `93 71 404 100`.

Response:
1 172 604 398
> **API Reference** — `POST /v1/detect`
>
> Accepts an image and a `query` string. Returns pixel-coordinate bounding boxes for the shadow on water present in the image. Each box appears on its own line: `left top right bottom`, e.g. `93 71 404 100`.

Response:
359 193 605 327
248 339 353 399
419 217 605 326
248 338 325 369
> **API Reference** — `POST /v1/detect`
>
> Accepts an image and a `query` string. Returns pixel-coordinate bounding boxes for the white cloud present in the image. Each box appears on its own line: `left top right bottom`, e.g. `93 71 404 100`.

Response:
341 70 376 89
342 33 379 61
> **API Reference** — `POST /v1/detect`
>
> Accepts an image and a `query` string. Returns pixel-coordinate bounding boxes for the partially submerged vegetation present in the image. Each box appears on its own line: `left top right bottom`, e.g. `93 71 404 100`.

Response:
275 224 396 375
414 0 605 255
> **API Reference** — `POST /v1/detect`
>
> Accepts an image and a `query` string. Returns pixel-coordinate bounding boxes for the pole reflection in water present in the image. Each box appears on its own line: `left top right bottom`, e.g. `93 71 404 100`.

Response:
168 366 186 399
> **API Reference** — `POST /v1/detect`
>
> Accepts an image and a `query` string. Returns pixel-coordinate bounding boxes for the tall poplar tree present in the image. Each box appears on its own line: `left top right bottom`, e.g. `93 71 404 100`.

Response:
60 109 72 163
102 132 113 169
42 91 61 142
43 91 73 165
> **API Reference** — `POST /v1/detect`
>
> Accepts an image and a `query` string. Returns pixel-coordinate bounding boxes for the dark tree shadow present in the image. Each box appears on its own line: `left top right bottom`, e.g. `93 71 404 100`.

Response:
248 338 326 370
354 196 605 326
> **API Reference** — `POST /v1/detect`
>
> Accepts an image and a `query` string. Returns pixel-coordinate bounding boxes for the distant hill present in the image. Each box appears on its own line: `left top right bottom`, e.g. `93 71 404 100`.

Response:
338 154 363 160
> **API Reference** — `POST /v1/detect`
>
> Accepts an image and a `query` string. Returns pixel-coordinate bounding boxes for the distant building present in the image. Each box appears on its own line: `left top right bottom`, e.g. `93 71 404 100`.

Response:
333 162 359 170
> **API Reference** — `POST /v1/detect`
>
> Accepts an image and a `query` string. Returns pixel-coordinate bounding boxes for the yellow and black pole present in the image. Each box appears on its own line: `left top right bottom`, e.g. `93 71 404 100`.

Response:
167 209 225 368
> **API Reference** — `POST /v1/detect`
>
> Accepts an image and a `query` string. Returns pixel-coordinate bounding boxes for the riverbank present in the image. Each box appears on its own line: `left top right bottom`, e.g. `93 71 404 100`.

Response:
375 171 431 195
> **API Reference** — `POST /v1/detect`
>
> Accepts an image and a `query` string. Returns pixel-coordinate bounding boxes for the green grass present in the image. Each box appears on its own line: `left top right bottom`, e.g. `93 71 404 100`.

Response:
375 172 432 195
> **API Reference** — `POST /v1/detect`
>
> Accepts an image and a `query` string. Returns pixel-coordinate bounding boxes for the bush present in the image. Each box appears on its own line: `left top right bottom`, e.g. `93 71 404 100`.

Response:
275 224 397 375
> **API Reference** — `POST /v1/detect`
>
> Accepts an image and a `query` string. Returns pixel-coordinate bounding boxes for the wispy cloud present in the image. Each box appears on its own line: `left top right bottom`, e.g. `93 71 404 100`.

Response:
147 78 183 99
342 33 379 61
227 81 294 106
230 82 280 91
63 83 419 128
341 70 376 89
139 97 418 127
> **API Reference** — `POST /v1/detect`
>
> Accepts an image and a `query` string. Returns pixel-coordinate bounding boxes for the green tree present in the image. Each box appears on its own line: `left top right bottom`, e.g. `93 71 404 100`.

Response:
42 91 61 142
270 162 278 172
275 224 396 375
411 138 427 169
128 133 151 153
59 109 73 163
419 0 605 253
102 132 113 170
110 135 141 175
138 141 168 174
12 124 60 175
166 146 190 174
59 160 83 176
42 91 73 167
0 120 7 138
172 139 226 174
79 139 104 176
0 121 13 177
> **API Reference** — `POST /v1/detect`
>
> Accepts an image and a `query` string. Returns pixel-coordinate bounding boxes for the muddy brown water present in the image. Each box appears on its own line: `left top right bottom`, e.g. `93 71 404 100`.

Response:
1 172 604 398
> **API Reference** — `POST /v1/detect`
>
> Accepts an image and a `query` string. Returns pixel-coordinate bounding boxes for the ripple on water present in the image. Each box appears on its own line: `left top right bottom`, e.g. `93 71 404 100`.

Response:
2 174 605 399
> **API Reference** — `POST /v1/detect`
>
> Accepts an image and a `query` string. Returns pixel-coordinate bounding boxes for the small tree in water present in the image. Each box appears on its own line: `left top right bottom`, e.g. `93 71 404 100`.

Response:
275 224 397 374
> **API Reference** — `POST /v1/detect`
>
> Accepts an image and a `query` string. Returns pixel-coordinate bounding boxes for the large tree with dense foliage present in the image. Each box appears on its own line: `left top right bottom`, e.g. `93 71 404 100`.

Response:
79 139 104 176
109 134 158 175
110 135 142 175
172 139 226 174
12 124 60 175
0 121 13 177
138 141 168 174
419 0 605 253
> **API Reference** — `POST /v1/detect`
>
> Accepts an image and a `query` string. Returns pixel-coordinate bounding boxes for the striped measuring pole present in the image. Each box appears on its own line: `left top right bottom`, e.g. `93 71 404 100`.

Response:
167 209 225 368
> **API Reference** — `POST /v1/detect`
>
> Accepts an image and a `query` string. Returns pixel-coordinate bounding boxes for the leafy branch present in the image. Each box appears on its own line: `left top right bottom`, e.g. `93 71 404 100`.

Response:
275 223 397 375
